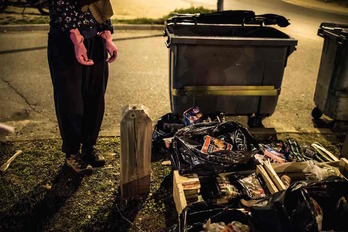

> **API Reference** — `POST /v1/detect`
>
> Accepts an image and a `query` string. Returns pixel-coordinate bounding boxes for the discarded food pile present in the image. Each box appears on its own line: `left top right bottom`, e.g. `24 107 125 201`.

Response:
152 107 348 232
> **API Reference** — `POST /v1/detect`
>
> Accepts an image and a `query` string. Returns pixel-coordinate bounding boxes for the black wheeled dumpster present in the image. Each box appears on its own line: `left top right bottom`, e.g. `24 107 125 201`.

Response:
165 11 298 127
312 23 348 127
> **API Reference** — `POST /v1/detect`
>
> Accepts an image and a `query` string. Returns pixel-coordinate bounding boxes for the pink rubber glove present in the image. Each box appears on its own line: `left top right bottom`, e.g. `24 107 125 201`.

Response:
97 30 118 63
69 29 94 66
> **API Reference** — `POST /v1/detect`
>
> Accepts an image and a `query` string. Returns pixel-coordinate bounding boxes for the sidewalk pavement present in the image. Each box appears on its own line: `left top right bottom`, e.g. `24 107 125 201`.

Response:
110 0 348 19
109 0 215 20
282 0 348 16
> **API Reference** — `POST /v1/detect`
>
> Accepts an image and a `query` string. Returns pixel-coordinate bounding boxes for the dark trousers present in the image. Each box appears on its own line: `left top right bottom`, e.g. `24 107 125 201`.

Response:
47 30 108 154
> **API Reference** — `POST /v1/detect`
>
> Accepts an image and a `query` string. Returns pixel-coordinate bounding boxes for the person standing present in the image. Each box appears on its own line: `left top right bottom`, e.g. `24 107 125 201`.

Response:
48 0 117 174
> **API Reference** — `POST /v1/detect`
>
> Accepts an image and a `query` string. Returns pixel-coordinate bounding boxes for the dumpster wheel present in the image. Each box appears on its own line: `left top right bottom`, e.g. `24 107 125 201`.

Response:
248 115 264 128
312 107 323 119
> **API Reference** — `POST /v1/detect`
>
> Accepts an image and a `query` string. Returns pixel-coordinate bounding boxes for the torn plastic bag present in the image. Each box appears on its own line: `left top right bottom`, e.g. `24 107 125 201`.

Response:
251 177 348 232
152 113 185 154
251 185 319 232
178 204 255 232
171 121 258 175
294 177 348 231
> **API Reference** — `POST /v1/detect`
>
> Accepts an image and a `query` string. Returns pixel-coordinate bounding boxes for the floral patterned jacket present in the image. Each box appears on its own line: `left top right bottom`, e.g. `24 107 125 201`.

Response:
49 0 113 33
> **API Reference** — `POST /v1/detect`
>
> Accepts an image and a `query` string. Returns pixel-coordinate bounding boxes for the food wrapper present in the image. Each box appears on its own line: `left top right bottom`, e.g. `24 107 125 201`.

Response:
217 176 240 198
201 135 233 154
264 147 286 163
238 174 265 199
230 129 248 151
183 107 203 126
223 221 249 232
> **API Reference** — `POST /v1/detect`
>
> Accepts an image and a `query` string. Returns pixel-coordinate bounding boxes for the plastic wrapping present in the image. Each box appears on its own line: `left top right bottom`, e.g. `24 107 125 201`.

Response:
183 107 203 126
300 177 348 231
251 177 348 232
178 204 255 232
251 185 319 232
284 139 308 162
303 160 343 181
257 139 326 163
171 122 258 175
152 113 185 155
238 174 266 200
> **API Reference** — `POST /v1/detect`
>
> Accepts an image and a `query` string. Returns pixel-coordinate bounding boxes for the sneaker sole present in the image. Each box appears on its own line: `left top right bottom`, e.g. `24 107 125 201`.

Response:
65 161 93 176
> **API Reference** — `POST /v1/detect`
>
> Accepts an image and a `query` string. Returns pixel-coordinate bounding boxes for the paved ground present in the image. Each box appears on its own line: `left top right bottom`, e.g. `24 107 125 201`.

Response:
111 0 348 19
0 0 348 140
282 0 348 16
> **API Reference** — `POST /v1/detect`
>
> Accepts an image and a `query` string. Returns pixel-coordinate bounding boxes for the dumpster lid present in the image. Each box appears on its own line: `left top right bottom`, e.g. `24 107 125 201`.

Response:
318 22 348 45
167 10 290 27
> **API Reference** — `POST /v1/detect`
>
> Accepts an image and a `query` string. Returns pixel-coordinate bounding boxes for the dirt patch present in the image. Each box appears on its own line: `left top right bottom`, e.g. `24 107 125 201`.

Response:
0 138 176 231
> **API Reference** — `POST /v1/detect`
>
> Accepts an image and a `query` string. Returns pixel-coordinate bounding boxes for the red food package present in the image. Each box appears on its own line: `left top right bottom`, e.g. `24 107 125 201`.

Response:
201 135 233 154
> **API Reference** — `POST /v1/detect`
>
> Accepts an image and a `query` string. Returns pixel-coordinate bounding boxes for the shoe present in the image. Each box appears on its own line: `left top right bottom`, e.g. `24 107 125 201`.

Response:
82 147 106 167
65 153 93 175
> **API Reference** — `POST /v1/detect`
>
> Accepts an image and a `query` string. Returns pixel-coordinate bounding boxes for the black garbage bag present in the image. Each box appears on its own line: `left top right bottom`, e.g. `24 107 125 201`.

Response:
178 204 255 232
171 121 258 175
251 177 348 232
251 185 318 232
152 113 185 155
297 177 348 231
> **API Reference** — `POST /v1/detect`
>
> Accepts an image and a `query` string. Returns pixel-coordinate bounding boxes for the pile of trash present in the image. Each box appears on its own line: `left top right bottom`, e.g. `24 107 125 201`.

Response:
153 107 339 168
153 107 348 232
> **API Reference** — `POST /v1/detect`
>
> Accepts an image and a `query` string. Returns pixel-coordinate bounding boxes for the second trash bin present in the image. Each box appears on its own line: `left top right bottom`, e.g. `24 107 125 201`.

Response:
165 11 298 127
312 23 348 127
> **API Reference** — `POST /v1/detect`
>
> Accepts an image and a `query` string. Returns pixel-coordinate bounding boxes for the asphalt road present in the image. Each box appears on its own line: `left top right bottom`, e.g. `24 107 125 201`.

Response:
0 0 347 139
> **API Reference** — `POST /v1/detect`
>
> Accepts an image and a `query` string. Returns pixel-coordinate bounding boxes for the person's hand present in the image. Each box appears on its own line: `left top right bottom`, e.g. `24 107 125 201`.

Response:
97 30 118 63
69 29 94 66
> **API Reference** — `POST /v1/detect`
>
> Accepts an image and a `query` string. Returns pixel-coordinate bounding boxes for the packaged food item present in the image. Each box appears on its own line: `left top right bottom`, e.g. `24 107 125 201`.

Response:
217 176 240 199
201 135 233 154
285 139 307 162
203 219 249 232
181 174 201 202
238 174 266 199
222 221 249 232
203 219 226 232
183 107 203 126
263 146 286 163
230 129 248 151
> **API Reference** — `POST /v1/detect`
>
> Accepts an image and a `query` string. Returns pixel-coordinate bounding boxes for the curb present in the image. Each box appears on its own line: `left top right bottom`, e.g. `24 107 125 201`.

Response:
282 0 348 16
0 23 165 32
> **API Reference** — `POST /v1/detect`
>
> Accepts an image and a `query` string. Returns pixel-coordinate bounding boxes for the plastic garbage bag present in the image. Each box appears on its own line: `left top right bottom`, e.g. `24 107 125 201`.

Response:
251 185 319 232
297 177 348 231
251 177 348 232
303 160 343 181
178 204 255 232
152 111 227 157
171 121 258 175
152 113 185 154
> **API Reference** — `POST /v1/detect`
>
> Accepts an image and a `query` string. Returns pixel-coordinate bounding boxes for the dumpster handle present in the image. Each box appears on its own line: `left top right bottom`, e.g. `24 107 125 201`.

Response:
172 86 280 97
165 28 172 48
